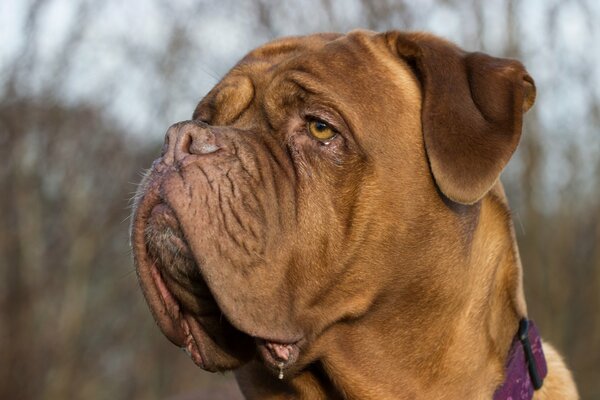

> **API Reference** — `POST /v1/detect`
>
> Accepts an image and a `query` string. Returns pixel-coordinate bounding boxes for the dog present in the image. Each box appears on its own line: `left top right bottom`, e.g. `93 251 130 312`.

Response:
131 30 578 399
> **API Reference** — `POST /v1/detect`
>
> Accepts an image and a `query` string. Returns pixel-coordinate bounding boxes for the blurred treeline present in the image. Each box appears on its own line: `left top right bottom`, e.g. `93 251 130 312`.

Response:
1 0 598 399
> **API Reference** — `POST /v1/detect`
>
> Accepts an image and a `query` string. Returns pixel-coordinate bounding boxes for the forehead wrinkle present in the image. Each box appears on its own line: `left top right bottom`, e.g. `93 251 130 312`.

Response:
272 69 369 157
241 33 343 65
274 52 372 137
280 69 327 97
262 65 346 115
259 71 306 130
232 36 344 113
216 75 255 124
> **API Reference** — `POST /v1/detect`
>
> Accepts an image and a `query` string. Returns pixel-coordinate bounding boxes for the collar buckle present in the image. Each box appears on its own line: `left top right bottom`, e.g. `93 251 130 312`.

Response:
518 318 544 390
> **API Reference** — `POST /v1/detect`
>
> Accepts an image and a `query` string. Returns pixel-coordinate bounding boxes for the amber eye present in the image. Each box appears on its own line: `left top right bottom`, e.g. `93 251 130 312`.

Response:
307 120 337 141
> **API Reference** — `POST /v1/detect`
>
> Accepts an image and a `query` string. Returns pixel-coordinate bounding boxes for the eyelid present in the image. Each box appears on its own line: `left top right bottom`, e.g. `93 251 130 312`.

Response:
303 112 342 134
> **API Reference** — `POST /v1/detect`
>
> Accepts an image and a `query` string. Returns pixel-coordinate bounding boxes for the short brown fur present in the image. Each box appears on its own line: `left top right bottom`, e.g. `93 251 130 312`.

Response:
131 30 578 399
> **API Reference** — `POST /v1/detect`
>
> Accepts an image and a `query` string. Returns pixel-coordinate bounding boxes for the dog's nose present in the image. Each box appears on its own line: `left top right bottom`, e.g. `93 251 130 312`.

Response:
160 121 220 166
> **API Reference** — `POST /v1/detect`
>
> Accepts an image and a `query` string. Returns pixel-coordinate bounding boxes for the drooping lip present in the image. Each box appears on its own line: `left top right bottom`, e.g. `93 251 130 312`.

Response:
131 182 208 366
132 181 181 342
149 262 207 367
131 172 306 374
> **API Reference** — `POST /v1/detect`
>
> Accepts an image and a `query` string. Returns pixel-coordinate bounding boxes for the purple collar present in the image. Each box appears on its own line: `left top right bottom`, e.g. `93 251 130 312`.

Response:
493 319 548 400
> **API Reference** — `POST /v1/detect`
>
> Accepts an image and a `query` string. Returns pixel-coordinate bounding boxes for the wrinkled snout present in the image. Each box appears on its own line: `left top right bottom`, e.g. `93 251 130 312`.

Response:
131 114 306 375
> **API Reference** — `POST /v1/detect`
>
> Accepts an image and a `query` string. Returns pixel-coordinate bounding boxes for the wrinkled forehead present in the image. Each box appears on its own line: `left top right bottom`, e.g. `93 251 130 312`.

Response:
193 30 421 131
241 32 345 68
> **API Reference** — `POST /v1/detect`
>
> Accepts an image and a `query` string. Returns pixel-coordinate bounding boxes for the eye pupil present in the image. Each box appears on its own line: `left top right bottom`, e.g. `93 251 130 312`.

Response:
315 122 327 131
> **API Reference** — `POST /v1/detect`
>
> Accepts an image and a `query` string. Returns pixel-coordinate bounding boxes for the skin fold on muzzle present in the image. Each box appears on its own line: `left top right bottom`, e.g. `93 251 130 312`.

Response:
130 30 578 399
131 119 304 371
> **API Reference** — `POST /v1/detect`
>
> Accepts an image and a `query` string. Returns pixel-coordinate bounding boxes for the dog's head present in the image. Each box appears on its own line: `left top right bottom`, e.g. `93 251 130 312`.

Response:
130 30 535 378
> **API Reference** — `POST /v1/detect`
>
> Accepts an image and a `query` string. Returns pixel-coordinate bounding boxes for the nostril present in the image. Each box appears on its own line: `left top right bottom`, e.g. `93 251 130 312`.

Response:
190 142 219 155
188 129 220 155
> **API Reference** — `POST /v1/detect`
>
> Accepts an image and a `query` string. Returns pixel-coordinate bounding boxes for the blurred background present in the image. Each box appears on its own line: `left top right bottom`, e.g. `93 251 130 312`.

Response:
1 0 599 399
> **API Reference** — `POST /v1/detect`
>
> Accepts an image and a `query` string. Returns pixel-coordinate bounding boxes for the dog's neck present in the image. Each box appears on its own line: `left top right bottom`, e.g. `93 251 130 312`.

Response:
237 184 526 399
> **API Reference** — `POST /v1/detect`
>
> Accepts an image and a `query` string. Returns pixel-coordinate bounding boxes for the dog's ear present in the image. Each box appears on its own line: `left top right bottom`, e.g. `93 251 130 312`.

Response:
388 32 536 204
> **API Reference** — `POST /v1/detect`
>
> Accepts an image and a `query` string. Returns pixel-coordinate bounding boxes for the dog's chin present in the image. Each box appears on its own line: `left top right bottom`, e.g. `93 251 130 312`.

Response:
133 198 304 376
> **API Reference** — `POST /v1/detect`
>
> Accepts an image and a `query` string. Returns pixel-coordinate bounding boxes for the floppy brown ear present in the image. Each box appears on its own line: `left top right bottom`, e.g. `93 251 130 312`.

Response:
388 32 536 204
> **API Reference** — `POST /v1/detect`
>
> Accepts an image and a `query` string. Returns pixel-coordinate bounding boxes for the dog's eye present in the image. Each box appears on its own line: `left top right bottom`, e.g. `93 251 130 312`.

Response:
307 120 337 141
